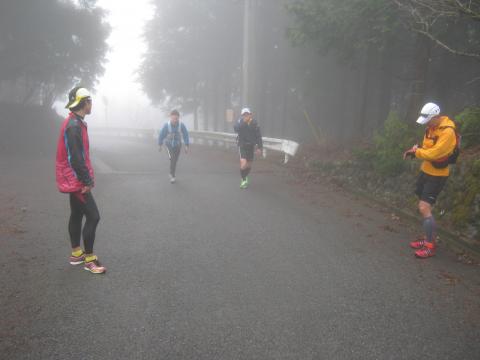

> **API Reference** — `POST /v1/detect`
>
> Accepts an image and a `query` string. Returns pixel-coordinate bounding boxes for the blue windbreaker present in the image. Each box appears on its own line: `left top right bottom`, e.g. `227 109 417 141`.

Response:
158 121 190 148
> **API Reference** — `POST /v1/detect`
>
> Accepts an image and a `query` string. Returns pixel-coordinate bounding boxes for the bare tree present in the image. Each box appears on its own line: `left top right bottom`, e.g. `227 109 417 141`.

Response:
394 0 480 60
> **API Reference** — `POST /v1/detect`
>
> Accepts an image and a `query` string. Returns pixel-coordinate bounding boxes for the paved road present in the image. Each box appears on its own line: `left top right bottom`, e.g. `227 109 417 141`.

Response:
1 136 479 360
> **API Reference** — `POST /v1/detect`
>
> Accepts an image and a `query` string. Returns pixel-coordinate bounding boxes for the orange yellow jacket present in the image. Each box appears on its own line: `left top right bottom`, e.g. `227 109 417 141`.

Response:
415 116 457 177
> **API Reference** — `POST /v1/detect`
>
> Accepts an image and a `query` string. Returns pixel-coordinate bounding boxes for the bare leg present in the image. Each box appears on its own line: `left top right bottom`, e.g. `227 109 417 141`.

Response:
418 200 436 245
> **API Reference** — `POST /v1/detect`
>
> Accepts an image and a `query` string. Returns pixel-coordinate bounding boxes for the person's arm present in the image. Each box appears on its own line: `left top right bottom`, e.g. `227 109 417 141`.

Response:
234 118 243 133
65 125 93 186
158 124 168 146
415 129 456 161
181 123 190 146
255 122 263 149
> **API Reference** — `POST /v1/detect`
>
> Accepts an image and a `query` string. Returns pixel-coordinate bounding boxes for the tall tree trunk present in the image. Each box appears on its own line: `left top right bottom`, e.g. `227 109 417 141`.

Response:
281 85 288 139
193 104 198 131
331 65 349 144
22 77 38 106
377 45 394 127
42 83 56 108
206 72 216 131
405 35 432 122
202 88 209 131
212 79 219 132
357 45 377 137
193 84 199 130
216 70 227 132
221 73 231 133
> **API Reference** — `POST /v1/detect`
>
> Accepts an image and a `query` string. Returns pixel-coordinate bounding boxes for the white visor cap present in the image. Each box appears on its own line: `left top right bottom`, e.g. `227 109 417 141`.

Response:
417 103 440 124
241 107 252 115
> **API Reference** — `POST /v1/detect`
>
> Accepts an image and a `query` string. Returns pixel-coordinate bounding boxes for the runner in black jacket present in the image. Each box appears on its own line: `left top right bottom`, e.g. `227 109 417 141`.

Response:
234 107 263 189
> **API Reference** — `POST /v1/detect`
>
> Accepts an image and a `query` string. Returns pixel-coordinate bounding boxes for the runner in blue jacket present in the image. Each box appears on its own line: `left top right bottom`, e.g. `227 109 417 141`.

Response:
158 110 190 183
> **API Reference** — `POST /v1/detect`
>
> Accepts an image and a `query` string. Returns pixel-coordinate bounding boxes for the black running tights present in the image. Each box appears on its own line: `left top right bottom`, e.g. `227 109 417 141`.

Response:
68 192 100 254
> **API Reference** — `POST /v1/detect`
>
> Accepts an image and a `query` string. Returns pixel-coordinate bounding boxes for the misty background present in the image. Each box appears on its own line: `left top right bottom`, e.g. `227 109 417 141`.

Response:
1 0 480 143
3 2 480 358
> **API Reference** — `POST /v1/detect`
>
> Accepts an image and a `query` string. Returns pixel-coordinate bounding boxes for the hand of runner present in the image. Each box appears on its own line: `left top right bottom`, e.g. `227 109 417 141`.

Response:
256 148 262 157
81 185 92 194
403 144 418 160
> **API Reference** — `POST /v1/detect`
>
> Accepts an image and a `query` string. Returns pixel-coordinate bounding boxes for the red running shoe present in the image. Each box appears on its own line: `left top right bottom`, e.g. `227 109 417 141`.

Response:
415 242 436 259
410 236 426 249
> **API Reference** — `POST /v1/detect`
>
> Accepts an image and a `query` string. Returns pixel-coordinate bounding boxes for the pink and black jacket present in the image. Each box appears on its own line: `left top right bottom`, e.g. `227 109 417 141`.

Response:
56 112 94 193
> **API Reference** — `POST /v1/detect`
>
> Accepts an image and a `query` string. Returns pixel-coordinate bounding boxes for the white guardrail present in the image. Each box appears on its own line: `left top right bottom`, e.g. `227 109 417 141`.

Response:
89 127 299 163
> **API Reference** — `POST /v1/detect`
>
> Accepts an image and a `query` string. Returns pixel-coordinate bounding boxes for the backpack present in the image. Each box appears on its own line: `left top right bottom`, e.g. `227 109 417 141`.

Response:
166 121 182 146
431 125 461 169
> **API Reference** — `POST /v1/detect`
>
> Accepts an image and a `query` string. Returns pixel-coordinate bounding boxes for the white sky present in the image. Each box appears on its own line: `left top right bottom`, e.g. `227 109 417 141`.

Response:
92 0 156 128
95 0 153 104
55 1 195 129
56 0 161 128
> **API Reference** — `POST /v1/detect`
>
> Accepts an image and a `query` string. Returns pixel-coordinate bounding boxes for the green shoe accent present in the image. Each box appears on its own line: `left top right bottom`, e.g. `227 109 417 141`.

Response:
245 176 250 185
240 180 248 189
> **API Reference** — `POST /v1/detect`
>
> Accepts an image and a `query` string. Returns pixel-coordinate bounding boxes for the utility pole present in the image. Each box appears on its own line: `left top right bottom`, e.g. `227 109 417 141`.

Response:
242 0 250 107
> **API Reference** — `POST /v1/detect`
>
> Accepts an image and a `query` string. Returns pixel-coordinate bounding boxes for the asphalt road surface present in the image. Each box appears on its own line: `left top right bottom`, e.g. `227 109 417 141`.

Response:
1 136 479 360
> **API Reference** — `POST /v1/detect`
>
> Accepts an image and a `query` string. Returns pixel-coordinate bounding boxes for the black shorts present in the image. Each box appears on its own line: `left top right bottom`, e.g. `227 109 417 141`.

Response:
239 145 255 161
415 171 447 205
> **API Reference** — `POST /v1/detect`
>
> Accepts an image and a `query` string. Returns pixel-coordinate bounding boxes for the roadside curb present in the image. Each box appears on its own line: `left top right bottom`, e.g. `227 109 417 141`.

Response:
337 182 480 262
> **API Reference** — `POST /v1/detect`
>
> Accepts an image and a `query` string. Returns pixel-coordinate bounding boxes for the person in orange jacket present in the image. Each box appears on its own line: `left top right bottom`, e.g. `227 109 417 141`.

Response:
403 102 458 258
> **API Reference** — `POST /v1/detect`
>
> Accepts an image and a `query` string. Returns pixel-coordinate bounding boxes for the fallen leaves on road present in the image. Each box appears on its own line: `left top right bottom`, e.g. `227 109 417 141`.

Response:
380 224 397 233
437 271 461 286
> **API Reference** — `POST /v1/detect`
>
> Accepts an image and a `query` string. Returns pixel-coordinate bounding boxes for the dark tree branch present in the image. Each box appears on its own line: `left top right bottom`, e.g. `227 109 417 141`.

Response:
393 0 480 61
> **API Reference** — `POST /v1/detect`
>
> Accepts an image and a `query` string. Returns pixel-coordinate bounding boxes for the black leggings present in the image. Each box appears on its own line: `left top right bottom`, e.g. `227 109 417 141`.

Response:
167 145 181 177
69 192 100 254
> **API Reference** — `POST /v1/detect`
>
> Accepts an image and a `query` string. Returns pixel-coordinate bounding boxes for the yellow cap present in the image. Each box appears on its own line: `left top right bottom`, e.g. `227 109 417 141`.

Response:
65 87 91 109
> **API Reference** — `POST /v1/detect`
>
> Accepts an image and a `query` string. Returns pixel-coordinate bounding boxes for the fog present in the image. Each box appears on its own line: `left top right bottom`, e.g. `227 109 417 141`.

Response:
1 2 480 357
1 0 480 144
54 0 159 129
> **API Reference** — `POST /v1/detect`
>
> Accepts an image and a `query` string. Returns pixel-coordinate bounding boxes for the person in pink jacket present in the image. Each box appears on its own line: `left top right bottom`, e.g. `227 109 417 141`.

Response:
56 87 105 274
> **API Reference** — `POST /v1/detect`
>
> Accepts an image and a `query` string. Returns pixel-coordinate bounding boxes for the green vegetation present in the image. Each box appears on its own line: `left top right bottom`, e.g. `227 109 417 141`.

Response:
140 1 480 142
441 159 480 233
371 112 415 177
287 0 399 60
308 109 480 245
456 107 480 148
351 112 421 177
0 0 110 107
287 0 480 140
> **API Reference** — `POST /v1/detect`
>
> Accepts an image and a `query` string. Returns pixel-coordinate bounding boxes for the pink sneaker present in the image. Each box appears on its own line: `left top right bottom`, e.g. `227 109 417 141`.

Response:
69 252 85 265
84 257 106 274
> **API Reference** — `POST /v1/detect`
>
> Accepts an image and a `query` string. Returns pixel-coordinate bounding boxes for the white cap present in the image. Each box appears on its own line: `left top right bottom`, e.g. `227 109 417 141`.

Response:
417 103 440 125
241 107 252 115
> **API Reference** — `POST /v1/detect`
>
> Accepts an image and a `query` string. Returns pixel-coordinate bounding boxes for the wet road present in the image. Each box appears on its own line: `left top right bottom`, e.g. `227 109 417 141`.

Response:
1 136 479 360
